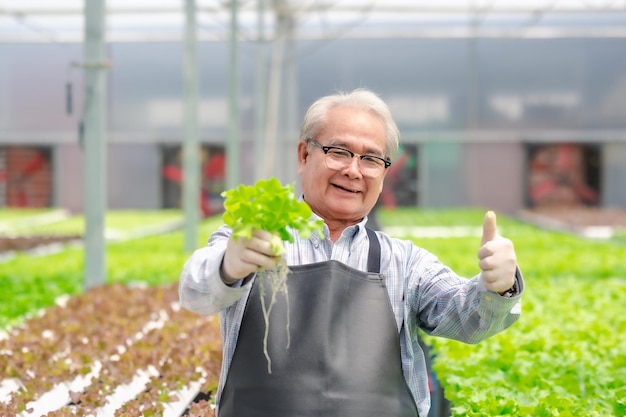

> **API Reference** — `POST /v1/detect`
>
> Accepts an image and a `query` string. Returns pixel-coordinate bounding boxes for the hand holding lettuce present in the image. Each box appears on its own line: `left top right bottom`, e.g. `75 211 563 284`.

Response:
220 177 324 372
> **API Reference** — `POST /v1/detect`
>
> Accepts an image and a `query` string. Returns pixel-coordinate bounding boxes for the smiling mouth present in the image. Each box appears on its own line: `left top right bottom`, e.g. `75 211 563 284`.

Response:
333 184 360 193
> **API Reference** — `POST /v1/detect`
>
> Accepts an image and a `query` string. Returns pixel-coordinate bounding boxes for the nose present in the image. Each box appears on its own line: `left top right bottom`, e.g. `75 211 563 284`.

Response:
342 155 363 178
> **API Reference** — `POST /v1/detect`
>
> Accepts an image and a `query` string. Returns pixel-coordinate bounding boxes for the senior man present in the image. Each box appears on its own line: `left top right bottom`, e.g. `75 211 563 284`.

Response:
179 88 524 417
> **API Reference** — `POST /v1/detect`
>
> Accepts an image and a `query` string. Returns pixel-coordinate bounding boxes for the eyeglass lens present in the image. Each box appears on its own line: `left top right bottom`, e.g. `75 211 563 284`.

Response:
324 148 385 178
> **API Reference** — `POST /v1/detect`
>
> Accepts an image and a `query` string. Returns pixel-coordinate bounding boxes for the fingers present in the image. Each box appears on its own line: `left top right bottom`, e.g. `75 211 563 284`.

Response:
222 230 282 280
481 210 498 245
239 242 281 270
246 230 281 257
478 246 517 291
478 211 517 293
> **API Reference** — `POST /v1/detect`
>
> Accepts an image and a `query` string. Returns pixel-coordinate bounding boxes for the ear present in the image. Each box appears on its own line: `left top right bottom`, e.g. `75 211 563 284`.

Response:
297 141 309 165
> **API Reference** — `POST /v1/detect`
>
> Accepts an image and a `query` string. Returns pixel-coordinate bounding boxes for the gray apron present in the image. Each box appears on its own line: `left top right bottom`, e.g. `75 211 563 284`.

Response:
219 228 419 417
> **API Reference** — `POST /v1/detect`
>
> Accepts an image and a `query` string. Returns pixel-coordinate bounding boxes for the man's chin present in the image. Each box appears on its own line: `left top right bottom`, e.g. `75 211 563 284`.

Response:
328 204 367 222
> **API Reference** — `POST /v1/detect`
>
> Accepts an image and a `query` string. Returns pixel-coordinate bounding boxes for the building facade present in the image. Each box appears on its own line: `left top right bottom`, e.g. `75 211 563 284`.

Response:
1 33 626 215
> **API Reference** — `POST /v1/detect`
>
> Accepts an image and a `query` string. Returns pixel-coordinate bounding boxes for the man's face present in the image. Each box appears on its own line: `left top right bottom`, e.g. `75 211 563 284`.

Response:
297 105 388 225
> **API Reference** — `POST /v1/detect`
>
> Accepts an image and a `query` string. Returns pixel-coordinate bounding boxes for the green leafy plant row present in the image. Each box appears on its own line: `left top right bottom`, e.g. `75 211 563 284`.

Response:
0 209 184 237
0 215 223 330
428 276 626 417
2 207 626 416
378 207 626 416
0 208 57 221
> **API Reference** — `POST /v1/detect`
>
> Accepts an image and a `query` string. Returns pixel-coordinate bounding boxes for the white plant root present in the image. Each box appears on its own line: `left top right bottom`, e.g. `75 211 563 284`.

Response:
258 262 290 374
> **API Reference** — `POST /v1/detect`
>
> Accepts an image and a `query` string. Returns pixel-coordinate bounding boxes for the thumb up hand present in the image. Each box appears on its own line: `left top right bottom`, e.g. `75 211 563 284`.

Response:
478 211 517 294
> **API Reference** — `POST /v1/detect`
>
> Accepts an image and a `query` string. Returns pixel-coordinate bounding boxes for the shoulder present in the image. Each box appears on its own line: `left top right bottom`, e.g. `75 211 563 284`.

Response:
207 224 233 244
370 229 438 265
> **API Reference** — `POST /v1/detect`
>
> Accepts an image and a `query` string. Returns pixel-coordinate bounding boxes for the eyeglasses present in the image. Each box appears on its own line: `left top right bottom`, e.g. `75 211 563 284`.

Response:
306 137 391 179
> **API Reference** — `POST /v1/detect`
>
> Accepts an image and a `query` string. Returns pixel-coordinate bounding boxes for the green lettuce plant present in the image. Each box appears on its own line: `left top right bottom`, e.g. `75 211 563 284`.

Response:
221 177 324 372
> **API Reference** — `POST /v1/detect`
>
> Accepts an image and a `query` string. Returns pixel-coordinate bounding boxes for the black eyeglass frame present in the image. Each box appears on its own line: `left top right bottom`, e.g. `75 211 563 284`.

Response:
305 137 392 170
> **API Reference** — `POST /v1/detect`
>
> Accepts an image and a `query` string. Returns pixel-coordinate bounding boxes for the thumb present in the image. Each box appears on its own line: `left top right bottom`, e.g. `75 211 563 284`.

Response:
481 210 498 245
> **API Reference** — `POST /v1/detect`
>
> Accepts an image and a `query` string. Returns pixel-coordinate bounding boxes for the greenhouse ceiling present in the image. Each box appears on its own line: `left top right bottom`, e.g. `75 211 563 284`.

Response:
1 0 626 43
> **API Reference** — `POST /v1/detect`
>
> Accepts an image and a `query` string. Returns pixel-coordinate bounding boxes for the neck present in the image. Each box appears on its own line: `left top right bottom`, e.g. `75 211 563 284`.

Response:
324 218 363 242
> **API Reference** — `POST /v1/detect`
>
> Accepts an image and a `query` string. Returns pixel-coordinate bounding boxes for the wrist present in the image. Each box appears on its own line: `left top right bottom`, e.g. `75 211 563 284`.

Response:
498 280 518 298
219 260 239 285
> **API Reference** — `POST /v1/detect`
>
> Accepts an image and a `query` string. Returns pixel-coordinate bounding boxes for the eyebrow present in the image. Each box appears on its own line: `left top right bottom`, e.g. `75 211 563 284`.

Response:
326 139 385 157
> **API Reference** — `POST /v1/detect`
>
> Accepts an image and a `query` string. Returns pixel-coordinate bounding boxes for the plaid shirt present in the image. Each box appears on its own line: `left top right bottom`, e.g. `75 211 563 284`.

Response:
179 216 522 417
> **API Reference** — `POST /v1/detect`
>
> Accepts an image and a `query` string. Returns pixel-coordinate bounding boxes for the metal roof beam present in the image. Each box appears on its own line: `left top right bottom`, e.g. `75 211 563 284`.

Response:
2 3 626 16
4 26 626 43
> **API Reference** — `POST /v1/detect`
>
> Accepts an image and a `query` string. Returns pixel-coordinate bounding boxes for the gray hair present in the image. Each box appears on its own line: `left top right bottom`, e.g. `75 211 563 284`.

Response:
298 88 400 160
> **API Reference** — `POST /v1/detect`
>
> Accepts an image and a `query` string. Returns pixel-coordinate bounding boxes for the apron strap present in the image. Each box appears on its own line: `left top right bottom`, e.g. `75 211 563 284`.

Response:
365 227 381 274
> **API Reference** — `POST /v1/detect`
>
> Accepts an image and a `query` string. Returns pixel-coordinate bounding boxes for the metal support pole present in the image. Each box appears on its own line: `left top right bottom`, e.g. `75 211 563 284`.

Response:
281 13 298 183
226 0 240 189
183 0 200 253
263 0 286 179
83 0 107 289
254 0 267 182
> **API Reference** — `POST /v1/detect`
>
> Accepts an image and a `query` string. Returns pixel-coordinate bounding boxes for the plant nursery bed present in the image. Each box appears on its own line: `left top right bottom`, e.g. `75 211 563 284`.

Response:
0 235 82 254
0 282 220 417
519 206 626 238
